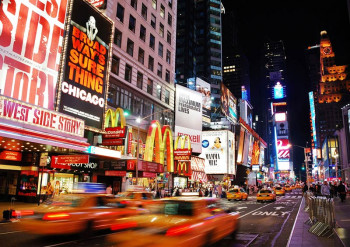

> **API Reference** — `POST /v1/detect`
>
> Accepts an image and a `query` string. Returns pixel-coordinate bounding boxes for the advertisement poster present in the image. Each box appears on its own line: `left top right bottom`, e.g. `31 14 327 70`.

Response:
175 85 202 153
251 140 260 165
0 0 68 110
220 83 237 123
227 130 236 175
56 0 113 131
195 78 211 124
247 135 254 165
236 128 245 164
277 138 290 171
242 131 250 166
200 131 229 174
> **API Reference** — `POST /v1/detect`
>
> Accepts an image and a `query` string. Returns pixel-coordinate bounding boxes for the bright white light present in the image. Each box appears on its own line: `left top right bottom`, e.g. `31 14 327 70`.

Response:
136 117 141 123
151 123 157 128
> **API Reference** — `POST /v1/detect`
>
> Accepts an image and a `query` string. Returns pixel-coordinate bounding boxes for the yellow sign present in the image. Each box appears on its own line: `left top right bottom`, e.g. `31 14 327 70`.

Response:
174 135 191 150
144 120 174 172
104 108 126 128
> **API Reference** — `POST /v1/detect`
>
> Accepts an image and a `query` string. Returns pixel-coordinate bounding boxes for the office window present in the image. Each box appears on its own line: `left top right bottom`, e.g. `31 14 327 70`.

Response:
148 56 154 71
149 34 155 49
158 42 163 57
147 79 153 94
165 70 170 83
125 64 132 82
160 4 165 18
114 28 122 47
166 50 171 64
138 48 144 64
167 31 171 44
127 39 134 56
159 23 164 37
152 0 157 9
168 13 172 26
157 63 162 78
156 84 162 100
140 25 146 41
131 0 137 9
137 72 143 89
165 89 170 104
141 3 147 20
111 56 120 75
108 83 117 105
129 15 136 32
116 4 124 23
168 0 172 8
151 14 156 29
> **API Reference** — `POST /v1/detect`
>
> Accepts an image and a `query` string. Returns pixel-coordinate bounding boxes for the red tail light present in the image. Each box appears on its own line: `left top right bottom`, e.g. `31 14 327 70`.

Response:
110 221 137 231
12 210 34 217
166 224 191 236
42 212 70 221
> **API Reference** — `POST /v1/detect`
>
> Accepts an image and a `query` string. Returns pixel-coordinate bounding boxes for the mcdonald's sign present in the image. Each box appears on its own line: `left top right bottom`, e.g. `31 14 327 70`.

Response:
174 136 192 161
174 161 192 176
102 108 128 146
144 120 174 172
104 108 126 129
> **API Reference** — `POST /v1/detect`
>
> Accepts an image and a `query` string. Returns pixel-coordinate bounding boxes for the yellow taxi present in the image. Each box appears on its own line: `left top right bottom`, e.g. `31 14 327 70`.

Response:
284 185 293 192
107 197 240 247
115 191 155 208
257 189 276 202
16 190 144 235
274 187 285 196
227 187 248 201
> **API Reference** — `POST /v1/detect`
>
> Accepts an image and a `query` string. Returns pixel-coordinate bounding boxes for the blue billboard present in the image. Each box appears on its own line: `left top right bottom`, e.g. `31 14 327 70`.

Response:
309 92 318 148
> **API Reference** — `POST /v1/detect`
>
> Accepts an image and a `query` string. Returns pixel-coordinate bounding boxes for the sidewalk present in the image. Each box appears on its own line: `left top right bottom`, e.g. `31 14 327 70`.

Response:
0 201 39 217
288 197 337 247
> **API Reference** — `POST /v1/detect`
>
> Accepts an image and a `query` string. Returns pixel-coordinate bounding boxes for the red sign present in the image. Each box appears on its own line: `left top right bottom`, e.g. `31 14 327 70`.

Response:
277 139 290 160
143 172 157 178
0 151 22 161
52 155 89 164
102 139 124 146
174 149 192 161
137 161 164 173
51 161 98 170
105 170 127 176
127 160 136 170
88 0 106 8
174 161 192 176
103 127 126 139
127 132 132 154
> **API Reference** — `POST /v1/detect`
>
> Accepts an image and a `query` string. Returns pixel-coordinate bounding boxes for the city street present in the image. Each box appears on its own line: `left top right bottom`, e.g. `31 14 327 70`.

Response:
0 190 303 247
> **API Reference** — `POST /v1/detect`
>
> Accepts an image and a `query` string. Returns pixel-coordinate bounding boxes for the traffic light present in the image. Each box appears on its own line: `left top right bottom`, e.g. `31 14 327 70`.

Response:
301 165 305 171
123 110 130 116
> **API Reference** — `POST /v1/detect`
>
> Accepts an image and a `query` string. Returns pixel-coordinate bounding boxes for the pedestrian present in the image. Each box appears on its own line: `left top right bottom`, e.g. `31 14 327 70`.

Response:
330 183 335 198
302 183 308 196
106 185 112 195
47 182 54 198
205 188 209 197
321 181 330 198
217 184 222 198
338 181 346 202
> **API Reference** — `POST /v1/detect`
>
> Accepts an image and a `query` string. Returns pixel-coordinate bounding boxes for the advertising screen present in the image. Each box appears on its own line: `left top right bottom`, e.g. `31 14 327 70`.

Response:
221 83 237 123
195 78 211 124
236 128 245 164
273 82 285 99
309 92 318 147
247 134 254 165
276 120 288 137
175 85 202 153
227 131 236 175
277 139 290 161
200 131 229 174
56 0 113 131
242 131 250 166
0 0 68 110
251 140 260 165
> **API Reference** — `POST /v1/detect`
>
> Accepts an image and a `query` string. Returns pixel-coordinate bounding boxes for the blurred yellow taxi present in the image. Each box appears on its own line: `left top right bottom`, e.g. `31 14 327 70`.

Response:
274 187 285 196
116 191 155 208
257 189 276 202
107 197 240 247
227 188 248 201
17 194 143 235
284 185 293 191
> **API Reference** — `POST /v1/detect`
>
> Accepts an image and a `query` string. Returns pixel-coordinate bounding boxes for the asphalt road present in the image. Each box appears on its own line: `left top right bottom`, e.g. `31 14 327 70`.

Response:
0 190 303 247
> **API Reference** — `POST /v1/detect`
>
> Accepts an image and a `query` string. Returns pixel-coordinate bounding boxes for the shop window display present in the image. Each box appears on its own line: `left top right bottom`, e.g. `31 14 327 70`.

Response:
18 171 38 197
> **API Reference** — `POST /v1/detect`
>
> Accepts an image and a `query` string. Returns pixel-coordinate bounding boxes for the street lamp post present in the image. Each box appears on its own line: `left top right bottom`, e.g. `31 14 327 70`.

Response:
134 109 171 185
291 144 311 188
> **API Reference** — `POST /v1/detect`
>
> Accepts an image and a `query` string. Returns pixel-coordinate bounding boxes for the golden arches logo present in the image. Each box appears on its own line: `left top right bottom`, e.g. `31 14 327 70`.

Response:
104 108 126 128
144 120 174 172
175 161 191 176
174 135 191 150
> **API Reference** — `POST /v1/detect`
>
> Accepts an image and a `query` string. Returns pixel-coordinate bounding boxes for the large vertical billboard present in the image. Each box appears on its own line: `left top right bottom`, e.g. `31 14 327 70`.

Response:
195 78 211 124
175 85 202 153
221 83 237 123
276 138 290 170
200 130 235 175
56 0 113 131
0 0 68 110
309 92 318 148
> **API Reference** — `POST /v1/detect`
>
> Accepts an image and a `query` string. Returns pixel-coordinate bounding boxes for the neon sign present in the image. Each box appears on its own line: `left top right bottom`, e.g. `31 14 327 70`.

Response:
273 82 284 99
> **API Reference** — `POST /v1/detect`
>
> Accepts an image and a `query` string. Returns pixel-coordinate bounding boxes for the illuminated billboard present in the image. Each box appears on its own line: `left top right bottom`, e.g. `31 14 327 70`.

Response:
273 82 285 99
309 92 318 148
200 130 236 175
221 83 237 123
175 85 202 153
56 0 114 132
195 78 211 124
0 0 68 110
275 113 286 122
251 140 260 165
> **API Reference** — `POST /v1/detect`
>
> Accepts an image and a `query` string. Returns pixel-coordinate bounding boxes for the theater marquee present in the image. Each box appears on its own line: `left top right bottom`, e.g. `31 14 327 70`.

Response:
56 0 113 132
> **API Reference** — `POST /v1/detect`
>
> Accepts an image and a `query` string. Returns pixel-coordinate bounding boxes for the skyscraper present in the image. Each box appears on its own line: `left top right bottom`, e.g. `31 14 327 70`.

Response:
176 0 224 121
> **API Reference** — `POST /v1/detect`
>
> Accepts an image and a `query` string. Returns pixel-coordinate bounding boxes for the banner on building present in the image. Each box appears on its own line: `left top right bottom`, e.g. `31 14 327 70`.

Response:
220 83 237 123
195 78 211 124
56 0 114 132
0 0 68 110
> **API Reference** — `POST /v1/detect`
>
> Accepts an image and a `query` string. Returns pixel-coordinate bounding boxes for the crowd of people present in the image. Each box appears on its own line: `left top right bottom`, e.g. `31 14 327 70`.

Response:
303 180 348 202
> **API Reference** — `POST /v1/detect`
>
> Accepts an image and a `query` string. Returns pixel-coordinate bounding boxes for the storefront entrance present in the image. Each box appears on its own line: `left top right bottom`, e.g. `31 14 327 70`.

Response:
97 176 122 195
0 170 19 201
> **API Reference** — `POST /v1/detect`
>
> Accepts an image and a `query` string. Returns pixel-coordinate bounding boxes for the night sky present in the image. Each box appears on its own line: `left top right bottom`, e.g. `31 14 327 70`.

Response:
222 0 350 177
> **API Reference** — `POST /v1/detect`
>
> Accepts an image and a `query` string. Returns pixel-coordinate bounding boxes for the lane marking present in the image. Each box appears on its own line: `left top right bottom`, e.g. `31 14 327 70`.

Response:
238 202 275 219
43 232 115 247
286 196 304 247
0 230 23 235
